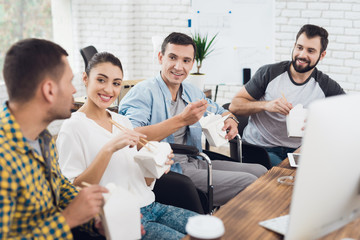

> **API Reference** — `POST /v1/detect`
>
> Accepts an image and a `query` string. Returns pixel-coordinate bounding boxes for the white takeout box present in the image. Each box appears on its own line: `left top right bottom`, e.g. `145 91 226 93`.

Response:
134 141 171 179
286 104 308 138
199 113 229 147
102 183 141 240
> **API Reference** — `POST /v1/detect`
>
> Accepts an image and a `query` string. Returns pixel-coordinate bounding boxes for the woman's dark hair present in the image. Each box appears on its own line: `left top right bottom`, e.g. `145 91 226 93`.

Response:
296 24 329 53
85 52 123 76
3 38 68 102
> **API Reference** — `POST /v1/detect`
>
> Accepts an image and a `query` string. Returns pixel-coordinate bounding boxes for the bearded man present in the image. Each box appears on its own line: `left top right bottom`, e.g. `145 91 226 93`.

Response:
229 24 345 166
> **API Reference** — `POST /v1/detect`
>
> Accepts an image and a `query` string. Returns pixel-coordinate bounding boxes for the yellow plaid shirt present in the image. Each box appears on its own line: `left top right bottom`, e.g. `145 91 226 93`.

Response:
0 103 93 239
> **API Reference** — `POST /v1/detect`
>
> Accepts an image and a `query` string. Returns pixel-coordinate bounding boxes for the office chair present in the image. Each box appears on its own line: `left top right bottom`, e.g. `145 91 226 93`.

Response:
80 45 98 70
153 171 206 214
153 144 214 214
222 103 272 169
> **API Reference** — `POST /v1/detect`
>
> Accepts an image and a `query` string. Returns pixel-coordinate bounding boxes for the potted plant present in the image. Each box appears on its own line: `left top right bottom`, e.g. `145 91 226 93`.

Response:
186 32 217 90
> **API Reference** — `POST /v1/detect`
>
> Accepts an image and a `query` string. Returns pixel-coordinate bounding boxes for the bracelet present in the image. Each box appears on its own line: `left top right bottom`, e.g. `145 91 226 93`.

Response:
227 116 239 125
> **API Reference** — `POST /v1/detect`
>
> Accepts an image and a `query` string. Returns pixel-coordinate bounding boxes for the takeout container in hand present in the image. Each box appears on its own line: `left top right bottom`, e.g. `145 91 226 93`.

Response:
286 104 308 138
199 113 229 147
102 183 141 240
134 141 171 179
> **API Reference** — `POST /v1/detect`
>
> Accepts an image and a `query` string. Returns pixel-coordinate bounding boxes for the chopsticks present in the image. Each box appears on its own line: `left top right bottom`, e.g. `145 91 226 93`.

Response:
81 181 92 187
281 92 287 102
75 181 92 191
196 98 216 109
190 99 215 114
78 182 105 216
109 119 155 152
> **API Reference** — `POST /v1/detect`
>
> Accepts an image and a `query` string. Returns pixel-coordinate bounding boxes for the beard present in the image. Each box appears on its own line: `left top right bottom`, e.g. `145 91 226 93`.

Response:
291 52 321 73
46 96 74 123
46 106 72 122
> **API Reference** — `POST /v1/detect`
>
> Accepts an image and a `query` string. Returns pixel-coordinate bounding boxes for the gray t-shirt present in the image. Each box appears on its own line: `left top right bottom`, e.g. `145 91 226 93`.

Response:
170 87 191 164
27 138 42 157
171 89 187 146
243 61 345 148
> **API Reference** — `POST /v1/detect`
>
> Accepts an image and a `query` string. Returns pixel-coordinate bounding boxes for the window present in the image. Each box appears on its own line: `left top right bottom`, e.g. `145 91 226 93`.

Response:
0 0 52 82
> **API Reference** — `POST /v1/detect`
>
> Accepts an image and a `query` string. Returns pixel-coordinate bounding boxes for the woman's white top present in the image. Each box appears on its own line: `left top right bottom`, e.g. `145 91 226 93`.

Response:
56 110 155 208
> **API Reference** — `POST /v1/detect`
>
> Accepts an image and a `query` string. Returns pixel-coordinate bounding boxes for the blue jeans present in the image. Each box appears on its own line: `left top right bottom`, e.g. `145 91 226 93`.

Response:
265 146 297 167
140 202 198 240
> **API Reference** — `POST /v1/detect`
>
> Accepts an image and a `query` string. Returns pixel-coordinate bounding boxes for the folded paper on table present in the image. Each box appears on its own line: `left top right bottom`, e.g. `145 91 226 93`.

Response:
199 113 229 147
134 141 171 179
102 183 141 240
286 104 308 138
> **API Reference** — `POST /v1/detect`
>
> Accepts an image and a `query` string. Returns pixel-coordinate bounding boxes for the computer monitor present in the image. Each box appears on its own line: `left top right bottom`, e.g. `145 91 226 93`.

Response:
286 93 360 239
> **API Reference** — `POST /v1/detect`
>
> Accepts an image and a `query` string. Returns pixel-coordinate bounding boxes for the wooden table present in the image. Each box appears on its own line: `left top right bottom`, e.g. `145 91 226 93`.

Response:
183 163 360 239
215 167 294 240
277 158 292 169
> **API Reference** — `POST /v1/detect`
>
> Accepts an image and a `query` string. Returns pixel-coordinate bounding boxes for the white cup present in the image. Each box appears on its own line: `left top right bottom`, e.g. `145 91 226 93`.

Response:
186 215 225 240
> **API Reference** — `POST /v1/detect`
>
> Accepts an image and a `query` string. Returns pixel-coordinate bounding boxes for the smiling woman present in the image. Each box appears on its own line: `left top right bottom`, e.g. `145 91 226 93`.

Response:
56 52 199 240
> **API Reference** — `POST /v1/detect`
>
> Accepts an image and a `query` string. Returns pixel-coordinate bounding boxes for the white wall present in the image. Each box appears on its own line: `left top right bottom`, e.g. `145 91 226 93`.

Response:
68 0 360 107
190 0 275 85
215 0 360 106
52 0 75 67
275 0 360 94
0 82 7 103
1 0 359 108
71 0 191 77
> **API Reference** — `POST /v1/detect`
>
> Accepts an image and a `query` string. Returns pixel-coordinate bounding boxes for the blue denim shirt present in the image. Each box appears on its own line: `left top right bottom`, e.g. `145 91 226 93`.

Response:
119 73 227 171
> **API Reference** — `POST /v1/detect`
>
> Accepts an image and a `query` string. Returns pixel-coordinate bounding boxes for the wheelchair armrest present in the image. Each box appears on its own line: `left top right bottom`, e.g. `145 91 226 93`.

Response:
203 149 237 162
169 143 211 167
169 143 214 214
229 134 242 162
169 143 199 155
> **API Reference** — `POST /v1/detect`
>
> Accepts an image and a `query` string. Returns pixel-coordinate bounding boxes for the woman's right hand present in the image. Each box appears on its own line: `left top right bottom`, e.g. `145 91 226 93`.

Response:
106 129 147 153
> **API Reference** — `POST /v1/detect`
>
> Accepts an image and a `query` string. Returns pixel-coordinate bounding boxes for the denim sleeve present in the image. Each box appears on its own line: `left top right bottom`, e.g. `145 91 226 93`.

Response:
205 97 226 115
119 84 153 128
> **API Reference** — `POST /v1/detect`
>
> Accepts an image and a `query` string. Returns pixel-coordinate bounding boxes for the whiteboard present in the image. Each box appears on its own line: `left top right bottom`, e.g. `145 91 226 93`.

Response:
190 0 275 85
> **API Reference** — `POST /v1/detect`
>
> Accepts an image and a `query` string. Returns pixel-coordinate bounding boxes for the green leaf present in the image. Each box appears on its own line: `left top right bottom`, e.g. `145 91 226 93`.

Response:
191 32 217 74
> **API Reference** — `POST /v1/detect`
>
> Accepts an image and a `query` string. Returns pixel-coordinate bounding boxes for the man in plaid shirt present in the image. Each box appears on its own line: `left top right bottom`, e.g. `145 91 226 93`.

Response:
0 38 108 239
